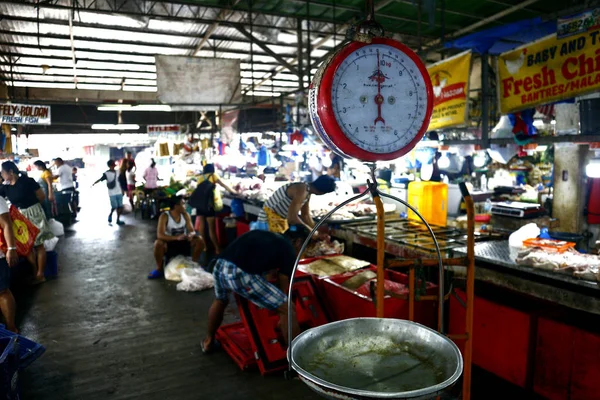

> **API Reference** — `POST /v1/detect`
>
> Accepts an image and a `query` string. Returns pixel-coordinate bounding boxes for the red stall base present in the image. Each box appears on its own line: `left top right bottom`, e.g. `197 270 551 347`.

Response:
321 267 438 328
215 322 257 371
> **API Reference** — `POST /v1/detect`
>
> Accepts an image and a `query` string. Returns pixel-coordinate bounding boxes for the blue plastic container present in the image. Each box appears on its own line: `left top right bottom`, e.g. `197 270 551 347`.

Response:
0 336 20 400
45 251 58 278
0 326 45 369
230 199 245 218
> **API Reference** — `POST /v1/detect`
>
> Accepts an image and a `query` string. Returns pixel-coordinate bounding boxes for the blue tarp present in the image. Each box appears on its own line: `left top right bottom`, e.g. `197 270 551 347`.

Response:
444 17 557 54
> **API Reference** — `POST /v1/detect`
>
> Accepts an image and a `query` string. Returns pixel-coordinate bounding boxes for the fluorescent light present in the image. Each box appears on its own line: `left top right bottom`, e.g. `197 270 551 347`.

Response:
533 119 545 128
473 151 487 168
586 159 600 178
10 127 16 132
550 120 556 125
91 124 140 130
97 104 171 112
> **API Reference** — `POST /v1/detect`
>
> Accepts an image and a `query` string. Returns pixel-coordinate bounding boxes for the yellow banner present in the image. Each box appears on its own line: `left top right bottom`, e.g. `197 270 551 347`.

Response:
427 51 472 130
498 28 600 114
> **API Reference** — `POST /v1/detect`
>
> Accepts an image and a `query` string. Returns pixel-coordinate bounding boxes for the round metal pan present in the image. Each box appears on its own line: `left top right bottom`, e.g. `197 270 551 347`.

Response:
290 318 462 400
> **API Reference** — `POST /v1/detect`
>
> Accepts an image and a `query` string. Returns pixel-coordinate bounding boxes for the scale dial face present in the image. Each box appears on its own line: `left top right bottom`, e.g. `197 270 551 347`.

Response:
312 38 433 162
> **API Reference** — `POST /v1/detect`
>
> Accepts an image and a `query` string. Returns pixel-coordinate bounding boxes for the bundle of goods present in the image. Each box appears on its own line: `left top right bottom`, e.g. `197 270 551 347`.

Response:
341 270 409 298
516 246 600 282
299 255 370 277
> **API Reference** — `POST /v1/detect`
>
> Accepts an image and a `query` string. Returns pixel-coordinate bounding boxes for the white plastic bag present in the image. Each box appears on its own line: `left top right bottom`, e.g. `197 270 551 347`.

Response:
44 236 59 252
176 268 214 292
165 256 199 282
48 219 64 237
509 223 540 259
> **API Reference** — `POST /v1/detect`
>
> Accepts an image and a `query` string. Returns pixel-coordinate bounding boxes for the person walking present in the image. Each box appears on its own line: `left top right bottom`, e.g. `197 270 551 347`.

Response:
126 161 136 210
33 160 54 219
0 161 55 284
0 196 19 332
93 160 125 225
53 158 77 219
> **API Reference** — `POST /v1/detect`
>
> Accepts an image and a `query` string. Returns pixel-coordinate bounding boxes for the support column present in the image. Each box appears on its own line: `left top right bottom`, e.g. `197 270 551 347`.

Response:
296 18 304 126
481 53 490 147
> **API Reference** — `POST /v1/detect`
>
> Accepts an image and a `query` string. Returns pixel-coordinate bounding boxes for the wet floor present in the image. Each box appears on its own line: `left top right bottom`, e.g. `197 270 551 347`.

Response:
19 187 317 400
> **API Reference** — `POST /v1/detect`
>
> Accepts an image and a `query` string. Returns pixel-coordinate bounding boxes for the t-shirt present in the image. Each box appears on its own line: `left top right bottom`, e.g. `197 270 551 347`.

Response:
217 230 297 277
126 170 135 185
56 164 74 191
0 176 41 209
98 171 122 196
0 197 8 259
143 167 159 189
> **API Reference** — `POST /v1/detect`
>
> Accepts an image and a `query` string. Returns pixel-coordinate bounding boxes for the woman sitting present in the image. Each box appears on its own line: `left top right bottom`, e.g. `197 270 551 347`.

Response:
149 196 205 279
0 161 55 284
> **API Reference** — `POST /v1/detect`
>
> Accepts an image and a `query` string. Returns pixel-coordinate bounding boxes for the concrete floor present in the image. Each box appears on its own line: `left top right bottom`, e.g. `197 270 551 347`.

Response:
18 189 317 400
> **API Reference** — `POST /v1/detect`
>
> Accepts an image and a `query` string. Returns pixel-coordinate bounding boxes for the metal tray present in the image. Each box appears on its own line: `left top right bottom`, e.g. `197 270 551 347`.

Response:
290 318 463 400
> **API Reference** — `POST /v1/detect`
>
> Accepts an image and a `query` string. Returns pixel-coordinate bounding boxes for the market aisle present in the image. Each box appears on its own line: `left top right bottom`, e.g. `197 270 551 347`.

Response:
18 189 317 400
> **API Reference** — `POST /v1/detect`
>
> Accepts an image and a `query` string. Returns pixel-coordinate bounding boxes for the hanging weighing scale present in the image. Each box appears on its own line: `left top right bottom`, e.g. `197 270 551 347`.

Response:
286 7 464 400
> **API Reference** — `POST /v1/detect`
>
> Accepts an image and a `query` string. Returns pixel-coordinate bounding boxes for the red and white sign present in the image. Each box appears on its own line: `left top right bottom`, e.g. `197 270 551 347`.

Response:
147 124 180 136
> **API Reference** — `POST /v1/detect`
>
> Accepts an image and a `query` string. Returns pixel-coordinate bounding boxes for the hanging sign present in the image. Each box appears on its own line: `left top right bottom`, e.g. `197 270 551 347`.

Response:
498 28 600 114
147 124 180 137
557 8 600 39
426 51 472 130
0 104 51 125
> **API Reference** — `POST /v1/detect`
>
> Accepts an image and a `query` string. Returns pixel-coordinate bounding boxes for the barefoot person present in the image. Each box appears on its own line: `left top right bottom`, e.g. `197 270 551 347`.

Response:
0 161 54 284
202 228 308 354
0 196 19 332
92 160 125 225
148 196 204 279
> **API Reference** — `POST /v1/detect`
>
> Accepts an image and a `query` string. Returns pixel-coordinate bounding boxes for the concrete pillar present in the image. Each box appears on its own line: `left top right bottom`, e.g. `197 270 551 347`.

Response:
552 144 587 233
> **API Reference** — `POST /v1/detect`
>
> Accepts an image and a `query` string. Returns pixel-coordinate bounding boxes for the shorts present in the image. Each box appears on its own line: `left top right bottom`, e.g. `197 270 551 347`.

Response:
0 258 10 291
166 240 191 260
127 185 135 192
212 259 287 310
196 208 216 217
109 194 124 209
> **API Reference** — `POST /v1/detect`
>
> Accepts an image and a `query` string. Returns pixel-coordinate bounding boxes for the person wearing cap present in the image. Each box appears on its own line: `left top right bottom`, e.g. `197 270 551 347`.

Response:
257 175 336 234
201 228 308 354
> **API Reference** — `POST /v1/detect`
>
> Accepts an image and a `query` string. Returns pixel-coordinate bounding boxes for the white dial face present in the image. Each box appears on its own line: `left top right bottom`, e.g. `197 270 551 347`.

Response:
331 44 429 154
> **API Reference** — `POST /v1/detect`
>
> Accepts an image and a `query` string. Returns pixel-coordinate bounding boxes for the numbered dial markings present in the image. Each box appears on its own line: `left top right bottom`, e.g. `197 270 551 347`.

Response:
331 44 429 154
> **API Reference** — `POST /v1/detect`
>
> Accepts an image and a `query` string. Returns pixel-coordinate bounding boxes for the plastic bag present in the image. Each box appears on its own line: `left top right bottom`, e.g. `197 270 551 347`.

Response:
176 268 214 292
48 219 64 237
508 223 540 259
165 256 199 282
44 236 59 252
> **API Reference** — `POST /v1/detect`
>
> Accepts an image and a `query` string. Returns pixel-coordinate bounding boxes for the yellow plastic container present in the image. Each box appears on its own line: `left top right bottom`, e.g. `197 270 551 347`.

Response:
407 182 449 227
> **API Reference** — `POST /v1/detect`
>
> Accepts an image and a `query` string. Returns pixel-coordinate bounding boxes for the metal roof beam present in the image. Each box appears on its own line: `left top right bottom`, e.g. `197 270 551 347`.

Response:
191 0 242 56
3 0 341 36
231 24 299 76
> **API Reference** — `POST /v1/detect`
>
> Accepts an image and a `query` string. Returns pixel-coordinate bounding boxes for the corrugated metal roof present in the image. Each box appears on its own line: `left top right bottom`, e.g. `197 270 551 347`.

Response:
0 0 586 98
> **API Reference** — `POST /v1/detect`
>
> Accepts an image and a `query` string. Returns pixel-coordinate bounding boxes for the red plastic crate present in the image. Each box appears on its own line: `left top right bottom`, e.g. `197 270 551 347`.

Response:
321 267 438 328
235 277 329 375
215 322 256 371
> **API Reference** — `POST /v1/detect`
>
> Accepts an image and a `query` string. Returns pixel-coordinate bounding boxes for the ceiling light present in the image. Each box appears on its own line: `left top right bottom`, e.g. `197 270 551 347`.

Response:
586 159 600 178
10 127 16 132
438 153 451 169
97 104 171 111
550 119 556 125
533 119 545 128
91 124 139 130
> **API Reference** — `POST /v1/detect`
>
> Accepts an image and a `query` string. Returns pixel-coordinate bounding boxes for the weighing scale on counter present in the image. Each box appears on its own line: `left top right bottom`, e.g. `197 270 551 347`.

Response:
285 2 476 399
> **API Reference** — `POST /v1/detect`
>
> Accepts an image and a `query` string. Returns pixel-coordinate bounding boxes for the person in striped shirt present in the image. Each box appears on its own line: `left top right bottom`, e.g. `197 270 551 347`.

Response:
257 175 336 234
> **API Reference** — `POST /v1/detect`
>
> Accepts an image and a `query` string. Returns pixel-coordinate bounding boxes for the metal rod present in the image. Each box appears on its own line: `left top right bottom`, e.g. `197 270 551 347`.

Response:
378 191 445 333
460 182 475 400
287 188 371 368
481 53 490 148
